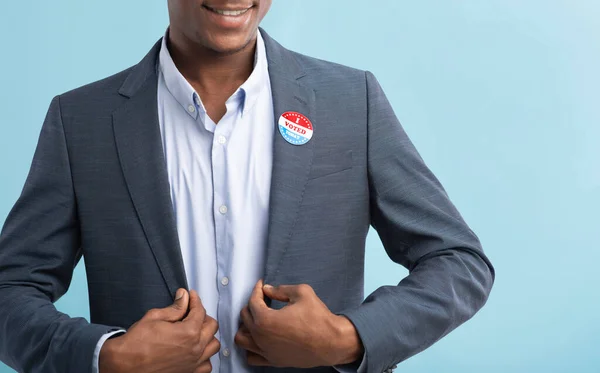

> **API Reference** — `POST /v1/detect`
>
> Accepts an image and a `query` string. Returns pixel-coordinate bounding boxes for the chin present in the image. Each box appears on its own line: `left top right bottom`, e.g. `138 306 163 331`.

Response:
201 31 256 55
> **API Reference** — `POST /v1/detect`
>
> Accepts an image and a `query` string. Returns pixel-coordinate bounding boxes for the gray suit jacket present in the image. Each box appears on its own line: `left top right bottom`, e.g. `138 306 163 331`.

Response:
0 29 494 373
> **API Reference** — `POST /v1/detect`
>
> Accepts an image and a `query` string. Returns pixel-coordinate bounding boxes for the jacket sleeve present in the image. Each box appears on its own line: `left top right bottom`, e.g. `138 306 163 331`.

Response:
0 96 121 373
337 72 495 373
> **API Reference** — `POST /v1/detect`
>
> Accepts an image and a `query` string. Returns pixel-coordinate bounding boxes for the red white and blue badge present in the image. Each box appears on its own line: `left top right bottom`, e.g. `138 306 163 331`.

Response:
278 111 313 146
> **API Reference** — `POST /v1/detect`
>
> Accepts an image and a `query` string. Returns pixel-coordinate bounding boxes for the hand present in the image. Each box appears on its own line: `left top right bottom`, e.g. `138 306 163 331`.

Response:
234 280 363 368
99 289 220 373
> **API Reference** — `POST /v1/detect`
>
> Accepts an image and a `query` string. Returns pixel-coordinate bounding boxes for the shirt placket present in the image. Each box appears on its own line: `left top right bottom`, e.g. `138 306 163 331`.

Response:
209 106 235 373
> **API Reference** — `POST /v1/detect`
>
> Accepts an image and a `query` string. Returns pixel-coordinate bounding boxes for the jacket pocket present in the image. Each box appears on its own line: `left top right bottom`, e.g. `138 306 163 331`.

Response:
308 149 353 180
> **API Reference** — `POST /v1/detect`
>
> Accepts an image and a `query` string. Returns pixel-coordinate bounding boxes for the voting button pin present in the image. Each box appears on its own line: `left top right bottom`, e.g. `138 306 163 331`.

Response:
278 111 313 146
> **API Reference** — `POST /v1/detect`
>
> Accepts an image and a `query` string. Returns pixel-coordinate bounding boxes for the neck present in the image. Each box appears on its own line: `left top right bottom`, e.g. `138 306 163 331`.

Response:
166 29 257 94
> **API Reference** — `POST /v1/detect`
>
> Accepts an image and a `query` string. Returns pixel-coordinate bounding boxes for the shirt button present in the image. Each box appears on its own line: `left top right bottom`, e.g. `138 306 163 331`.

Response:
218 135 227 144
187 104 196 113
221 276 229 286
222 348 230 357
219 205 228 214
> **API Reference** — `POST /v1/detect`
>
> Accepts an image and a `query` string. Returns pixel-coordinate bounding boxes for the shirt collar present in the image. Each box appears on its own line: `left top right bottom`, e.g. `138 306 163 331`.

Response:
158 27 269 120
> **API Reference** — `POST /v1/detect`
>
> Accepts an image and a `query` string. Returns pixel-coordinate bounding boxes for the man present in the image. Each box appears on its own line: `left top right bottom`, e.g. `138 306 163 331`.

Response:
0 0 495 372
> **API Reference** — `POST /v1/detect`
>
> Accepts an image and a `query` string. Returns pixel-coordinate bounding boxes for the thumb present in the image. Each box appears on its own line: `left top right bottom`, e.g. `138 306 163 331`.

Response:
262 284 294 303
163 288 190 322
184 289 207 323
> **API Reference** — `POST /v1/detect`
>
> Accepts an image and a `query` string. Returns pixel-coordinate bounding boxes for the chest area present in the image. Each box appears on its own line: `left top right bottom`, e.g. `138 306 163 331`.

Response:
157 90 275 219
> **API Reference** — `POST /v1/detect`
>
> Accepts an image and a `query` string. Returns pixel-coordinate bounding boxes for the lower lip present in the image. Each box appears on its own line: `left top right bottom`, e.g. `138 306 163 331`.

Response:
202 5 254 29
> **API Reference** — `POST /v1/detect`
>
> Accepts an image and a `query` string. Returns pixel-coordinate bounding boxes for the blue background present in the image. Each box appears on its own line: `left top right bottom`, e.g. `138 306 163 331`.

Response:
1 1 598 372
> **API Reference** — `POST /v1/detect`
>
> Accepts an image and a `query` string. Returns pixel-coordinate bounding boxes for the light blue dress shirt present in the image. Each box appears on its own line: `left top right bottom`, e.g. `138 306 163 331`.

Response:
155 27 274 373
92 28 365 373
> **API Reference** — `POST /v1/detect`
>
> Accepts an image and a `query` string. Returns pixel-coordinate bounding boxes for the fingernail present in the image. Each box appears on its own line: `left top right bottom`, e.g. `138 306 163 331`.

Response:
263 284 273 290
175 289 184 300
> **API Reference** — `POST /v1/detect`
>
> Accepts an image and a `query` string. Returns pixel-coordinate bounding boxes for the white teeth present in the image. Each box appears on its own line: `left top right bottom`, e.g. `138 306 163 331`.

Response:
211 8 250 16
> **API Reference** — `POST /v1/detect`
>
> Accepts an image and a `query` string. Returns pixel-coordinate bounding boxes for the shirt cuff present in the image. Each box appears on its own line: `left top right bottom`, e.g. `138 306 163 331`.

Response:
333 351 367 373
92 329 126 373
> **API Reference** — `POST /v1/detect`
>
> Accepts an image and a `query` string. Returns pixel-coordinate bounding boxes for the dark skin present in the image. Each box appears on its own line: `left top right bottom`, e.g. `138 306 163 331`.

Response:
100 290 220 373
235 280 364 367
100 0 364 370
166 0 272 123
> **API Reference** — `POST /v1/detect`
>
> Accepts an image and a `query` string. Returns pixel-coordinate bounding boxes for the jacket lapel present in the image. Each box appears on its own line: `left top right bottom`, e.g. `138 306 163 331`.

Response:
260 29 316 284
112 39 189 297
110 30 314 291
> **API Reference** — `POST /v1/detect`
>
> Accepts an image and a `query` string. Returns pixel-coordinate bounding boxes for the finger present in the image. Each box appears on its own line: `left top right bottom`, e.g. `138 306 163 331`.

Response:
248 280 270 318
246 351 271 366
262 283 290 303
199 315 219 346
184 290 206 324
168 288 190 321
234 328 263 355
194 360 212 373
238 322 250 334
199 337 221 362
144 288 189 322
263 283 313 304
240 305 255 330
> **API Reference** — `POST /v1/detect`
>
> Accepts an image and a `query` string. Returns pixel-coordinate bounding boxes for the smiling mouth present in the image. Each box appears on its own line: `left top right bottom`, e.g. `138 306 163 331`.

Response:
202 4 253 16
